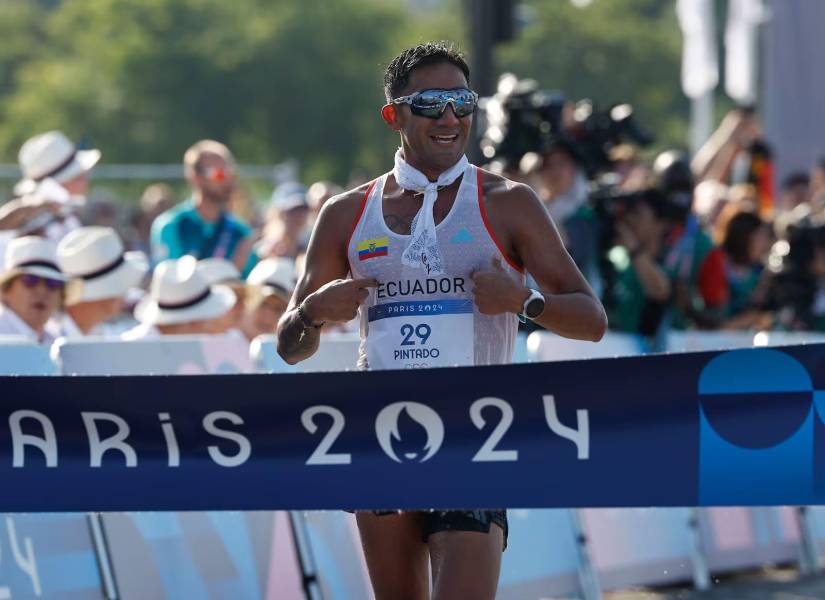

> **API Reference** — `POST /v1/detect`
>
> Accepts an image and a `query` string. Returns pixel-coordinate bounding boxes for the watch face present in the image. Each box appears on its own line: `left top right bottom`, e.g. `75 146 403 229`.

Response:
525 297 545 319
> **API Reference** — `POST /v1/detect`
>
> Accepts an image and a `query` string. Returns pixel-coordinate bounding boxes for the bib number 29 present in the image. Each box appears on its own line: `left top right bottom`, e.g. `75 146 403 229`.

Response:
400 323 432 346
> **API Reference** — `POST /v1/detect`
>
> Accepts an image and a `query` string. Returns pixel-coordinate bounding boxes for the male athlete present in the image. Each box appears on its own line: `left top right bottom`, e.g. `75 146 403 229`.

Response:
277 42 606 600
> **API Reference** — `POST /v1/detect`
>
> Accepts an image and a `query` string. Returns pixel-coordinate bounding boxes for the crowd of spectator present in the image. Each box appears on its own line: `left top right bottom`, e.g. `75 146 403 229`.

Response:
502 107 825 348
0 132 303 347
0 109 823 352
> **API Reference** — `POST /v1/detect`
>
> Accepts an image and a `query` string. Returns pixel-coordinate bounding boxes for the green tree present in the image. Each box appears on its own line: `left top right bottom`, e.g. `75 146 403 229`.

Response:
496 0 688 152
0 0 462 184
0 2 49 113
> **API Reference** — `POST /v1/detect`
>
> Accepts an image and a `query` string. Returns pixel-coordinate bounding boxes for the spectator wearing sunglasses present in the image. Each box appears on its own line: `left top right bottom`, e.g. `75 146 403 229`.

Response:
276 42 605 600
150 140 254 275
0 236 67 344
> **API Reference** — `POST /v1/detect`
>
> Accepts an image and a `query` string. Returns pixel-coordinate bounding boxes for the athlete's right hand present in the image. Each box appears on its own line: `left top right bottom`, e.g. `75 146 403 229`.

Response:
302 278 378 323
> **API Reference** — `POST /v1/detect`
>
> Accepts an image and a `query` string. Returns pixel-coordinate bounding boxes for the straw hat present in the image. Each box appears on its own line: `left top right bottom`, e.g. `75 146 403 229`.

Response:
16 131 101 196
134 256 235 326
57 227 148 305
197 257 241 285
246 257 296 300
0 236 67 286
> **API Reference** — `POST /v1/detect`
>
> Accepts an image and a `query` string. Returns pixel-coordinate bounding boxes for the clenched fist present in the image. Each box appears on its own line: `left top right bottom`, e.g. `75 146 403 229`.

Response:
470 257 529 316
302 277 378 324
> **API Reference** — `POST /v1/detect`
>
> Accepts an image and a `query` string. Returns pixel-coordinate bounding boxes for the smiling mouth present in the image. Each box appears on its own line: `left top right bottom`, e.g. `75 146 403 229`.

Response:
431 134 459 145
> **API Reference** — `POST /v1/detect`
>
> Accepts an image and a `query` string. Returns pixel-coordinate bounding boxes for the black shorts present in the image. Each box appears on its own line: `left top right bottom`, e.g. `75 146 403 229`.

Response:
349 509 508 551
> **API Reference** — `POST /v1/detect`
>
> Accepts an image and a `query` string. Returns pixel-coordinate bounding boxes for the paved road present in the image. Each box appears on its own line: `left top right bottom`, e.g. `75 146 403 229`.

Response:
604 568 825 600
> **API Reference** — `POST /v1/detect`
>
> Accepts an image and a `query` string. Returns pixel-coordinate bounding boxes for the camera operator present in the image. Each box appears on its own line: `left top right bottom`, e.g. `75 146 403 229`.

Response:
532 139 599 288
656 151 729 330
602 188 671 338
761 215 825 331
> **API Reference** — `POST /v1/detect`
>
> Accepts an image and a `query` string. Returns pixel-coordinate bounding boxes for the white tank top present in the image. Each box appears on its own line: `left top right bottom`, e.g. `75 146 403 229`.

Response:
347 164 524 370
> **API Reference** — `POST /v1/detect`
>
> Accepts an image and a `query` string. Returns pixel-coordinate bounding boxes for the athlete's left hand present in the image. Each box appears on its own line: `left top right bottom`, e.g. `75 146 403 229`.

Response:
470 256 529 315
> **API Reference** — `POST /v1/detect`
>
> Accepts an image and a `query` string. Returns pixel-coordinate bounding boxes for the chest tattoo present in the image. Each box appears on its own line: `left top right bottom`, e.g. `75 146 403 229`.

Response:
384 207 452 235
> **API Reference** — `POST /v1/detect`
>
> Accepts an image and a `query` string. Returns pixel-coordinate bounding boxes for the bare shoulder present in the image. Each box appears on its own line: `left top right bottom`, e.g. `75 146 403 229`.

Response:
302 180 377 280
304 180 377 260
318 180 375 226
476 168 545 219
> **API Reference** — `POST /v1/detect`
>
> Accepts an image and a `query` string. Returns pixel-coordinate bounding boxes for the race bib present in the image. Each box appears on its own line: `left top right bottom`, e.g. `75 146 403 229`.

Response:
366 299 474 369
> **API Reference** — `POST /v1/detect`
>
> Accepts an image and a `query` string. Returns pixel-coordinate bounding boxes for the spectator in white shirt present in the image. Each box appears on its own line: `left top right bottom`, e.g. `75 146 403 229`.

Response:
49 226 148 338
0 236 67 344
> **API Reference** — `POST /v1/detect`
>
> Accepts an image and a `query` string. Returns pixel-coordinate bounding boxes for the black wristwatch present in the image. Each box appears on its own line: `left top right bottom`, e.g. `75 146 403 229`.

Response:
521 288 546 320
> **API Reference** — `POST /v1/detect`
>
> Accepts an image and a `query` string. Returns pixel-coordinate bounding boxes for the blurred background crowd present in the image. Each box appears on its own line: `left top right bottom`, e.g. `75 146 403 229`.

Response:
2 101 823 351
0 0 822 352
482 84 825 347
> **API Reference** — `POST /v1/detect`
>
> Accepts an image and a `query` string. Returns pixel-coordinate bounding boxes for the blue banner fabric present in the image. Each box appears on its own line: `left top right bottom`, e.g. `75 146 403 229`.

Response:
0 344 822 512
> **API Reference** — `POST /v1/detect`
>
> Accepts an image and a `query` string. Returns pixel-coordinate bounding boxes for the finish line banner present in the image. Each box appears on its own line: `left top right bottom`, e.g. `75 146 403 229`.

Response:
0 344 823 512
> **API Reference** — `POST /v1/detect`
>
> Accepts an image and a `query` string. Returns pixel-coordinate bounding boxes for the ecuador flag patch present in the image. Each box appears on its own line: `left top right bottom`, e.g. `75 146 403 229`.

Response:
357 237 389 261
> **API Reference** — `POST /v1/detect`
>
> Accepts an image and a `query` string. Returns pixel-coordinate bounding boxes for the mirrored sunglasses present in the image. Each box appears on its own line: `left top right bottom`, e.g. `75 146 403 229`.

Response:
20 274 64 291
391 88 478 119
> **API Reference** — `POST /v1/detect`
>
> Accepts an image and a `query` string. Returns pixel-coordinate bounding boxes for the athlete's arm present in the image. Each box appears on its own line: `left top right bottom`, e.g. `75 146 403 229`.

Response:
475 175 607 341
276 188 377 364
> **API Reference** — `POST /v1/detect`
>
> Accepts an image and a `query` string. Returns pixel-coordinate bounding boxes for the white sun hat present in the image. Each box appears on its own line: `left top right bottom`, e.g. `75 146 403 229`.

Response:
15 131 101 197
134 256 236 326
0 236 67 286
57 226 148 305
246 257 296 299
196 257 241 285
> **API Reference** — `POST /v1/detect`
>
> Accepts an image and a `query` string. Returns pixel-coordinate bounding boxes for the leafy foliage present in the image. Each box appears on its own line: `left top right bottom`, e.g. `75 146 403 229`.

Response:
0 0 687 185
497 0 688 152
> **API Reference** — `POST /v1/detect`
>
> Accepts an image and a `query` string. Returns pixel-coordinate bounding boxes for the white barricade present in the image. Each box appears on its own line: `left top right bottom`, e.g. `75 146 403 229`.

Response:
6 328 821 597
52 333 254 375
498 509 587 599
0 336 58 375
753 331 825 347
699 507 803 572
802 507 825 570
227 335 378 598
667 330 755 353
580 508 698 590
512 331 531 363
101 511 307 600
251 333 361 373
49 334 312 598
298 511 374 600
525 328 818 592
526 331 646 362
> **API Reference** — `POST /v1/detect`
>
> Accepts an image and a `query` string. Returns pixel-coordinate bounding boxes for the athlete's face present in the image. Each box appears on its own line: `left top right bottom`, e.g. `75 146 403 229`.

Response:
388 62 472 176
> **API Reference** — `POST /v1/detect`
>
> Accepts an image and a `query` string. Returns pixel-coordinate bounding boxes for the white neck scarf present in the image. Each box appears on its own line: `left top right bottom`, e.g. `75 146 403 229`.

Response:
393 148 468 275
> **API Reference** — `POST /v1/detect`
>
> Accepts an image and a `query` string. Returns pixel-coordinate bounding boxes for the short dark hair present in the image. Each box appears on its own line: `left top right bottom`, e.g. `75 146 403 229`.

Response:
782 171 809 191
383 42 470 101
633 188 668 220
722 209 764 265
